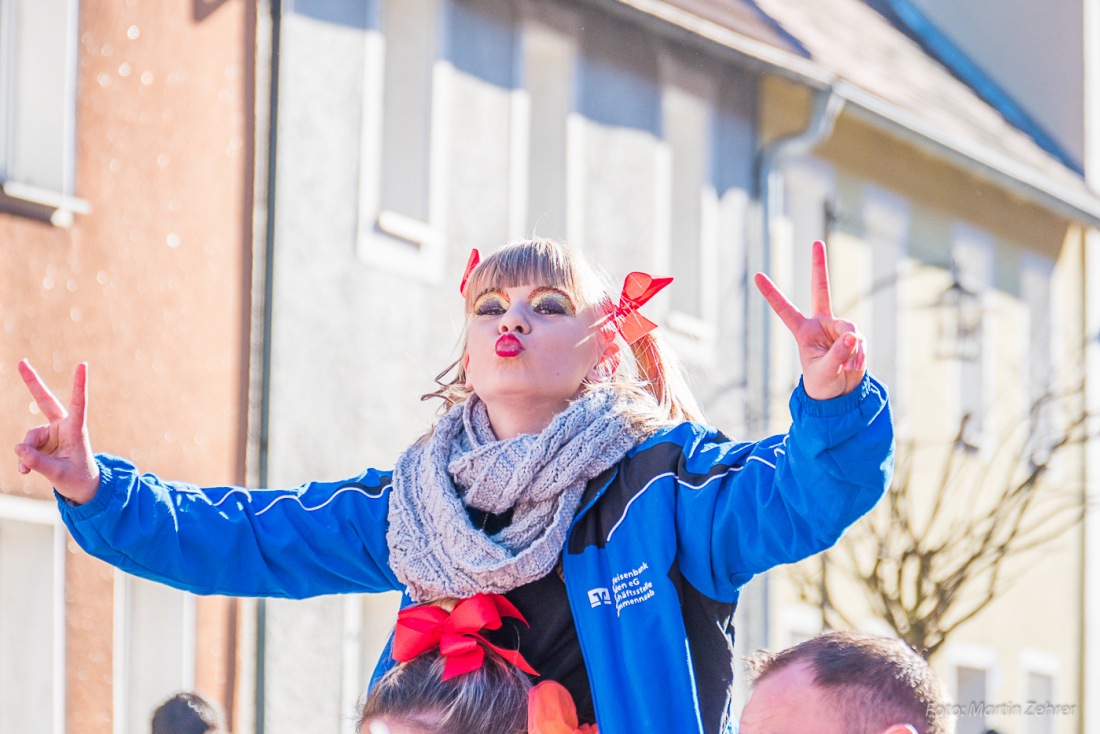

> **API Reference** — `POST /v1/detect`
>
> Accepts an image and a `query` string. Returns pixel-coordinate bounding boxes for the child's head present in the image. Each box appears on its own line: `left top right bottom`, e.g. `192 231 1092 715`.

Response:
429 238 703 426
356 648 530 734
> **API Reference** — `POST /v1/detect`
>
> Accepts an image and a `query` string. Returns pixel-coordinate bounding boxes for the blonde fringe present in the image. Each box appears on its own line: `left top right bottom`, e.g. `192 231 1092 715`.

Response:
421 239 706 434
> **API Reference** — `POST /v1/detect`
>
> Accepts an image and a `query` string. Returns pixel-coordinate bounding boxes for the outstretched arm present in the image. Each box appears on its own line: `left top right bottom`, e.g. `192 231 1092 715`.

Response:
14 359 100 504
754 240 866 400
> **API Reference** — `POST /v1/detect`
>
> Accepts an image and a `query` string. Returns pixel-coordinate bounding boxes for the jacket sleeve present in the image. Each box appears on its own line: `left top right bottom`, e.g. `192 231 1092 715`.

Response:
674 373 894 600
57 453 402 598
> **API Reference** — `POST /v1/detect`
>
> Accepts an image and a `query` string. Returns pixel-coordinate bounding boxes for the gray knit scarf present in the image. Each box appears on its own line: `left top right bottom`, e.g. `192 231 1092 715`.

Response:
387 389 643 602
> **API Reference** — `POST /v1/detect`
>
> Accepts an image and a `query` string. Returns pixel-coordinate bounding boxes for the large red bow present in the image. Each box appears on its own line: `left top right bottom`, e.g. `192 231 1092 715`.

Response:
392 594 538 681
609 272 673 345
528 681 599 734
459 249 481 296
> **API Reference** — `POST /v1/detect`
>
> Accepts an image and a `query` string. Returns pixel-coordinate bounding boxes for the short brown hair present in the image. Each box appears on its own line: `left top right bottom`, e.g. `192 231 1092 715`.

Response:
151 692 226 734
357 649 531 734
747 631 950 734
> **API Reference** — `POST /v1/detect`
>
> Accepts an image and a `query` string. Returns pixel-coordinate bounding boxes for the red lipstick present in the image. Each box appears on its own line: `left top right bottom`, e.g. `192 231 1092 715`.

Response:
495 334 523 357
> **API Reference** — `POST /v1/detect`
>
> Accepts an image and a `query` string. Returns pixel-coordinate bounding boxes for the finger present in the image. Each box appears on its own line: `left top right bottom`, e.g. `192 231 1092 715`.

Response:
69 363 88 429
832 318 858 336
810 241 834 318
13 444 62 481
844 338 866 372
20 425 52 451
15 425 51 475
18 359 68 423
821 331 859 376
754 272 805 335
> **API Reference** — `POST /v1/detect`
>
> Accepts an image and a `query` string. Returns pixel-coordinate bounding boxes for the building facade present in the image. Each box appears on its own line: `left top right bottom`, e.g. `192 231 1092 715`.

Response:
1 0 256 732
4 1 1098 732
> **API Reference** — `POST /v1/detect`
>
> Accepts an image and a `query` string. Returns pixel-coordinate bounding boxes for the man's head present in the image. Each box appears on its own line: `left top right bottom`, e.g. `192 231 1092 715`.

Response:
150 692 225 734
739 631 952 734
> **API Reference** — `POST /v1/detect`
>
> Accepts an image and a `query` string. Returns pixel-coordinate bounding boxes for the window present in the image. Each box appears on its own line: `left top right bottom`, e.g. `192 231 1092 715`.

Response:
862 187 908 417
519 4 578 241
575 12 661 259
113 572 196 734
777 603 823 648
357 0 449 280
955 665 988 734
777 158 834 388
948 643 998 734
952 225 994 450
659 48 718 352
0 0 88 225
0 496 65 734
1024 672 1055 734
344 591 402 713
449 0 518 247
1019 649 1060 734
1021 254 1057 462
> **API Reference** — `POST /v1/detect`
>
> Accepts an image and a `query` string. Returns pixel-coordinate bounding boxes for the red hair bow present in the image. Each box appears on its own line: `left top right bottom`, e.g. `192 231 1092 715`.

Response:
609 271 673 345
528 681 599 734
392 594 538 681
459 249 481 296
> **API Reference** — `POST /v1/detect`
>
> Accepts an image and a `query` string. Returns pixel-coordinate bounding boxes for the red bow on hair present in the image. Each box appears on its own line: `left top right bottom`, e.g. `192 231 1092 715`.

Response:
459 249 481 296
392 594 538 681
528 681 599 734
609 272 673 345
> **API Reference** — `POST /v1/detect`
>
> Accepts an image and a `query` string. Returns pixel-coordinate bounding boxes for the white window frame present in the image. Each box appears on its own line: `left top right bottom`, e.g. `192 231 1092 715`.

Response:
1018 648 1061 734
356 0 452 283
511 0 581 243
340 591 403 717
0 0 89 226
773 157 835 393
1021 252 1060 464
951 223 995 455
862 185 910 433
112 570 196 734
655 45 719 366
776 602 823 649
0 494 66 734
946 642 1000 734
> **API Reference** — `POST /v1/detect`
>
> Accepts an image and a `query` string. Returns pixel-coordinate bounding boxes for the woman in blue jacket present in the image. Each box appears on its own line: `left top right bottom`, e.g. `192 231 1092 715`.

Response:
15 238 893 734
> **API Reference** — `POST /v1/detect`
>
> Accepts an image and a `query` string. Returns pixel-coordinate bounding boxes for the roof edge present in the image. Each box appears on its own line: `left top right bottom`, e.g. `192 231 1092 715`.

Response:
868 0 1083 175
836 80 1100 226
608 0 1100 226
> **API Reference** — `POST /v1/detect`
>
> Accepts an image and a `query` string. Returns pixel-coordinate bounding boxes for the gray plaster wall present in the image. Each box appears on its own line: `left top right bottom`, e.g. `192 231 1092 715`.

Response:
261 1 760 731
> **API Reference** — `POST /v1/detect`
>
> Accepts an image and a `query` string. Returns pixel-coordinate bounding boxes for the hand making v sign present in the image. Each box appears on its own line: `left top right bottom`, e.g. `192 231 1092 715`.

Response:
754 240 867 400
14 359 100 505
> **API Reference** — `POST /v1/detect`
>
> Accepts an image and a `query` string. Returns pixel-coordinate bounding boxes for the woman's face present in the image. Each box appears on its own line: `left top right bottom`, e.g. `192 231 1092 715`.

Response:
464 283 607 418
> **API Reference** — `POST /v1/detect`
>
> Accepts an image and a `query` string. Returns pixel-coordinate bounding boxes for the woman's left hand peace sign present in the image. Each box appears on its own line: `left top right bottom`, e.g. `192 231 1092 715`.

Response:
754 240 867 401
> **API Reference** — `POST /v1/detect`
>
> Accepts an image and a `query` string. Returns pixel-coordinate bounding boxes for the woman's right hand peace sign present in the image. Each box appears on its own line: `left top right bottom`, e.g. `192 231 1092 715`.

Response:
14 359 101 505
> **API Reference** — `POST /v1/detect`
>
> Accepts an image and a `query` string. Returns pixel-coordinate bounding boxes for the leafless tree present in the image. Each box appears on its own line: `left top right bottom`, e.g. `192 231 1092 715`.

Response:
790 384 1093 659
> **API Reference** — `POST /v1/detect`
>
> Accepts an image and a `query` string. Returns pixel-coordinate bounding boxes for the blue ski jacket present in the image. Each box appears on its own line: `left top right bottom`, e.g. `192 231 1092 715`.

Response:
58 375 893 733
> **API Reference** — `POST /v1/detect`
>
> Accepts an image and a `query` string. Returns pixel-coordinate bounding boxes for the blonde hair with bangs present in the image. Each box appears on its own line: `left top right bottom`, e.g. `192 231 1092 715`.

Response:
424 238 704 431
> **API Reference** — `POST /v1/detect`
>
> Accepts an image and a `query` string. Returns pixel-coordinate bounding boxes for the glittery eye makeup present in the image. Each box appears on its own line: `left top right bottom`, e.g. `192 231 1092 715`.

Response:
473 291 510 316
530 289 577 316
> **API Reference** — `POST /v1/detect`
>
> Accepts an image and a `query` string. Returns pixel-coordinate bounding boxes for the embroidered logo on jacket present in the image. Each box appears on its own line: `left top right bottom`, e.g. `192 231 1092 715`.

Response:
587 588 612 607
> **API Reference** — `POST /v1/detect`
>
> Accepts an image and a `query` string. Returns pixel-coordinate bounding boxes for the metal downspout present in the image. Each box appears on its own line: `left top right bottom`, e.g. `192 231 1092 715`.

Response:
248 0 281 731
749 86 844 650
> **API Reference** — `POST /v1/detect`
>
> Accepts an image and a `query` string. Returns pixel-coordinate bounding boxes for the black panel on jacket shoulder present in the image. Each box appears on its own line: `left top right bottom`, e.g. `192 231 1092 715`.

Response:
336 475 392 498
568 431 741 554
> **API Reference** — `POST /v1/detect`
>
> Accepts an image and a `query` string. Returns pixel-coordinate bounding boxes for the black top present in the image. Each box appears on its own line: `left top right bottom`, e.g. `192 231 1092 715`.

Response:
465 503 597 725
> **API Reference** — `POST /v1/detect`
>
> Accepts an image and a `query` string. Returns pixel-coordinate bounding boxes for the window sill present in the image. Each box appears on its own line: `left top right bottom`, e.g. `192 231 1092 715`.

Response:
0 181 91 228
357 209 445 284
